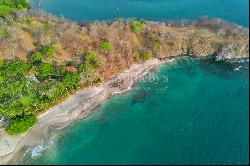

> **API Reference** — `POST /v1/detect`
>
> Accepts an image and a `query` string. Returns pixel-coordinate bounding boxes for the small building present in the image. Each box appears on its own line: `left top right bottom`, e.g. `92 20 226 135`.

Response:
66 66 77 72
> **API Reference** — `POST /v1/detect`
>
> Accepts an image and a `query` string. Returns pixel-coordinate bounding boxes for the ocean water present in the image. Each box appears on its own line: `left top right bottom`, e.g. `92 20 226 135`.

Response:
20 58 249 165
30 0 249 26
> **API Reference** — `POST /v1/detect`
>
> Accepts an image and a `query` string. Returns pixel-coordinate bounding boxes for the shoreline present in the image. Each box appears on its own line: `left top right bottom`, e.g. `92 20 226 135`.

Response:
0 58 171 164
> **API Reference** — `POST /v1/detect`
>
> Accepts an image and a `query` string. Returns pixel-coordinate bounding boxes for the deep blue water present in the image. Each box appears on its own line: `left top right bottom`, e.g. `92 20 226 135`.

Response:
20 58 249 165
30 0 249 26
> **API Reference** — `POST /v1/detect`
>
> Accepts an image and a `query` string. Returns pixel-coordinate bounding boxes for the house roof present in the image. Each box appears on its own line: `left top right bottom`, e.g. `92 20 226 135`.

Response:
66 66 77 72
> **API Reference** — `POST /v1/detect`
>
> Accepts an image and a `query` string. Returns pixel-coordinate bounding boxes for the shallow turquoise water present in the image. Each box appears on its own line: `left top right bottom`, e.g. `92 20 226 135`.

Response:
30 0 249 26
20 58 249 165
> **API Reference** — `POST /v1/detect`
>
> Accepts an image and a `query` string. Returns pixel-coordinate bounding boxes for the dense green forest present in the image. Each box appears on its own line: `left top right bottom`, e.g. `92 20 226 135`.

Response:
0 0 29 17
0 45 102 135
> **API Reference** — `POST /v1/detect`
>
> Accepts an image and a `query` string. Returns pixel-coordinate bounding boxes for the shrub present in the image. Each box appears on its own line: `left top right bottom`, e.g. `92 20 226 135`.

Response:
0 0 29 17
129 21 144 33
29 44 59 63
3 60 31 76
0 27 9 39
153 41 161 50
5 114 37 135
0 60 4 68
133 51 151 61
62 72 81 90
194 30 203 37
81 51 102 70
37 63 54 80
43 21 52 31
139 52 151 61
92 77 101 84
0 5 13 17
100 41 112 53
66 61 77 66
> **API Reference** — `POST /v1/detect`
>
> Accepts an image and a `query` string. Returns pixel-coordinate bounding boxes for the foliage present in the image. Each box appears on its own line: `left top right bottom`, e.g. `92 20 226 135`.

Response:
54 66 67 78
37 63 54 80
194 30 203 37
81 51 102 70
66 61 77 67
100 41 112 53
129 21 144 33
0 5 13 17
62 72 81 90
153 41 161 50
133 51 151 61
139 52 151 61
29 44 59 64
0 27 9 39
0 0 29 17
5 114 37 135
0 58 91 135
43 21 52 31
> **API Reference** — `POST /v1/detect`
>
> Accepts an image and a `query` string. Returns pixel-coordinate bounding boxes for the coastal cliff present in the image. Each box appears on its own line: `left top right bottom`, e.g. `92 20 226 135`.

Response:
1 11 249 70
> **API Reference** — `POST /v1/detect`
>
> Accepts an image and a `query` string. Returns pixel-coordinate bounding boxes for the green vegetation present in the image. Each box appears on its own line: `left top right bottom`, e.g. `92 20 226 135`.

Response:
0 0 29 17
139 52 151 61
29 44 59 64
129 20 144 33
66 61 77 66
153 41 161 50
0 27 9 39
100 41 112 53
194 30 203 37
0 46 102 135
37 63 54 80
81 51 102 70
43 21 52 31
5 115 37 135
133 51 151 61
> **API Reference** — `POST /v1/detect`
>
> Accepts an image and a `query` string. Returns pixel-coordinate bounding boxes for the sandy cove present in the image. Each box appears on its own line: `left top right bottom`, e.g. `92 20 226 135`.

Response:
0 58 173 164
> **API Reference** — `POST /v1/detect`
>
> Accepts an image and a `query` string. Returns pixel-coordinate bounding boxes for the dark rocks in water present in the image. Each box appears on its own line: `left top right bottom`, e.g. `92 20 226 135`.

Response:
196 57 249 79
177 57 198 78
98 116 109 125
215 43 236 61
131 90 154 105
78 21 93 27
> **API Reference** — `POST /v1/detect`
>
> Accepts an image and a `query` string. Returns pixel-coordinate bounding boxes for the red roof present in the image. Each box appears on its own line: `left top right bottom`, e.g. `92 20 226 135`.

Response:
66 66 77 72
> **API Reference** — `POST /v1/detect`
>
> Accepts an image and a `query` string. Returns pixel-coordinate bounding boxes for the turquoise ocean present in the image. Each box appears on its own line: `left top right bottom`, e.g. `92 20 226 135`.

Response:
20 0 249 164
30 0 249 26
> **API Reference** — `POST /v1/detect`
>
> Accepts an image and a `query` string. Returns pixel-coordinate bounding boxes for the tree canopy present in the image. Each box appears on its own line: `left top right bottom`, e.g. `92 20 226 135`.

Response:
0 0 29 17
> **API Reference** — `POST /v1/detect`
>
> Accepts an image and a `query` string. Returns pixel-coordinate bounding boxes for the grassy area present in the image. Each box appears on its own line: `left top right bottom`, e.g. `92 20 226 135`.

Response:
0 45 102 135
